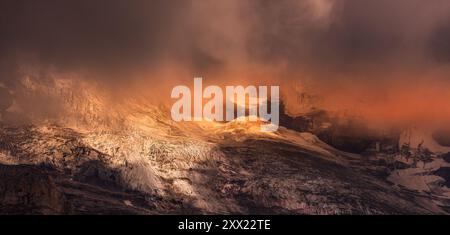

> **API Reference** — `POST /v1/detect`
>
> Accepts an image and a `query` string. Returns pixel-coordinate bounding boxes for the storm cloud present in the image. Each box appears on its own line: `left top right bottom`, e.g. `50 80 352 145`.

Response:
1 0 450 78
1 0 450 122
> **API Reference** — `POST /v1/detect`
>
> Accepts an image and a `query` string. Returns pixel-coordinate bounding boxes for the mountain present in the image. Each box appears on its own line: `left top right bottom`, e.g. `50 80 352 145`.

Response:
0 78 449 214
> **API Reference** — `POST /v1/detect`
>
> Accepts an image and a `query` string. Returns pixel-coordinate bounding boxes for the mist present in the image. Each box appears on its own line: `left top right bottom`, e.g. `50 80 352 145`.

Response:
1 0 450 126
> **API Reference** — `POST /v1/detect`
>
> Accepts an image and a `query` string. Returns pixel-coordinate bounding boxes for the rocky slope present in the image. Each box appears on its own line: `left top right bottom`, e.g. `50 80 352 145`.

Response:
0 119 447 214
0 77 449 214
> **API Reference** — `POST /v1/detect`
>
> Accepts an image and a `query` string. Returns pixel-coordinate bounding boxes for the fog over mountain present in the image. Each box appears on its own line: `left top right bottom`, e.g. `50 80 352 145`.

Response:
2 1 450 119
1 1 450 215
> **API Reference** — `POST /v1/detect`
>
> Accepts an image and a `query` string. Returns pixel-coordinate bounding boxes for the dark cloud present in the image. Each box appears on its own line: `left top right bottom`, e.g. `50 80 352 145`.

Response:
0 0 189 75
429 22 450 63
1 0 450 85
246 0 450 71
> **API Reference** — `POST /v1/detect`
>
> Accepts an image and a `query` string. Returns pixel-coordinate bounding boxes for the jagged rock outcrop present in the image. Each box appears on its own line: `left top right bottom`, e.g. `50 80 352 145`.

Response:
0 164 69 214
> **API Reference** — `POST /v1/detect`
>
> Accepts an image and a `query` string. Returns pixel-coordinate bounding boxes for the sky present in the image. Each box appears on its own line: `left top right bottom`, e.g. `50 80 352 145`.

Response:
1 0 450 124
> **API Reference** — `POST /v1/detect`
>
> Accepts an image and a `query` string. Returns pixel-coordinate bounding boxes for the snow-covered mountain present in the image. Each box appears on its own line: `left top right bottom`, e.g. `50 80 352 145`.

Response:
0 77 449 214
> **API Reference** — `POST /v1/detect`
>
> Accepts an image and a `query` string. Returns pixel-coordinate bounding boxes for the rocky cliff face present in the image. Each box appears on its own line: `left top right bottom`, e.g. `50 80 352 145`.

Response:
0 119 447 214
0 77 449 214
0 164 69 214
